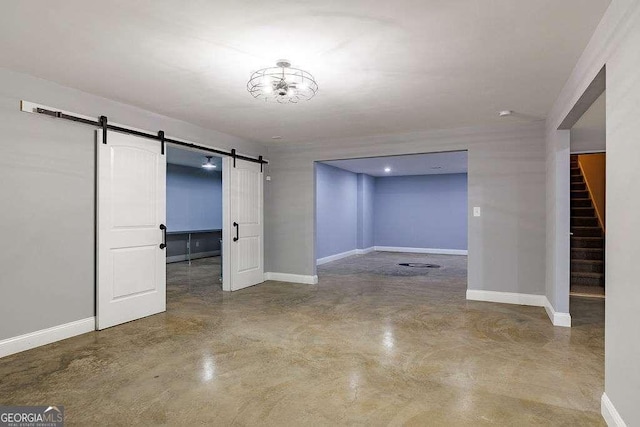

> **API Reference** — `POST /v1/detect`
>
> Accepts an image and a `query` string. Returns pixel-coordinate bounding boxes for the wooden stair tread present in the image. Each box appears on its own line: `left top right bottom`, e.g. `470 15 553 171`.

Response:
571 259 604 264
571 247 603 252
571 271 604 278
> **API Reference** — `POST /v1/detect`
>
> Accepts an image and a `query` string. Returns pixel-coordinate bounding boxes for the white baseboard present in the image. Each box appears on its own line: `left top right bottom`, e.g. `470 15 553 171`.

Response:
316 249 358 265
466 289 547 306
375 246 468 255
166 250 220 264
543 298 572 327
466 290 572 327
602 393 628 427
356 247 375 255
316 247 376 265
264 272 318 285
0 317 95 359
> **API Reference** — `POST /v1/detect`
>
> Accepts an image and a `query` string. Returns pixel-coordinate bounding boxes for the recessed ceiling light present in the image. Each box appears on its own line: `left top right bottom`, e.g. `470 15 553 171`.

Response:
384 167 391 173
499 110 513 117
271 136 282 140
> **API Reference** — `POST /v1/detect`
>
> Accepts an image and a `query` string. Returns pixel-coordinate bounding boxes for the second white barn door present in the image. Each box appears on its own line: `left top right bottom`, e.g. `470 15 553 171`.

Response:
228 158 264 291
97 130 166 330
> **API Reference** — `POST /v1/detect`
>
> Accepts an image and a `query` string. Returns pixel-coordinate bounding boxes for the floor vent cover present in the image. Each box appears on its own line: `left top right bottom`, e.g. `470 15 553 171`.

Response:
398 263 441 268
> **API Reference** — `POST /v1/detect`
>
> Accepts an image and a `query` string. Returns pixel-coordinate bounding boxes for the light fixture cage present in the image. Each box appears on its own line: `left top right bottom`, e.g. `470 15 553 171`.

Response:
247 60 318 104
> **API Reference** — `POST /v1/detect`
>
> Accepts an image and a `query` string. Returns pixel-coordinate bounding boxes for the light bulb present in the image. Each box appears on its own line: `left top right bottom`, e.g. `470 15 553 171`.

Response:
202 157 216 169
384 167 391 173
262 77 273 94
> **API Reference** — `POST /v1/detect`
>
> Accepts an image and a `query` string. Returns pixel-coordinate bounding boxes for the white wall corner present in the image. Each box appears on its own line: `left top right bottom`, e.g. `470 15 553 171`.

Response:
264 272 318 285
355 247 375 255
316 249 358 266
466 291 572 327
374 246 468 255
466 290 547 307
0 317 95 359
544 297 572 327
602 393 628 427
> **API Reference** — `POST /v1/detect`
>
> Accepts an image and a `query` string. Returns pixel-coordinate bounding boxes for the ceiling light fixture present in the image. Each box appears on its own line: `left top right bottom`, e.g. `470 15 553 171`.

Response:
247 60 318 104
499 110 513 117
202 156 216 170
384 167 391 173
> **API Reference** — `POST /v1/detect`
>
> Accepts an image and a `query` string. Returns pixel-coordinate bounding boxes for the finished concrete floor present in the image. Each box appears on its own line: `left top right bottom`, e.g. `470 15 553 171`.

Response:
0 253 604 425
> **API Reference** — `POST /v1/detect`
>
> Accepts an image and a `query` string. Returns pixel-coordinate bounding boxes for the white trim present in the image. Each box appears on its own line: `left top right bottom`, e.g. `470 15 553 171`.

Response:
466 291 572 327
0 317 95 359
543 297 572 327
316 249 358 265
264 272 318 285
466 289 547 306
375 246 468 255
222 156 231 291
166 250 220 264
356 247 375 255
602 393 627 427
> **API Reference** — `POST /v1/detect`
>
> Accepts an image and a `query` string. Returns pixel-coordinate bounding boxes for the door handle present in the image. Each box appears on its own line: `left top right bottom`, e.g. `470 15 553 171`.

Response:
233 222 239 242
159 224 167 249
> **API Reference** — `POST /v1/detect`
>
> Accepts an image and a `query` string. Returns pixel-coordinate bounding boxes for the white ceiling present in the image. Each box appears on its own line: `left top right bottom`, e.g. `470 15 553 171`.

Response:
323 151 467 177
0 1 609 144
166 146 222 169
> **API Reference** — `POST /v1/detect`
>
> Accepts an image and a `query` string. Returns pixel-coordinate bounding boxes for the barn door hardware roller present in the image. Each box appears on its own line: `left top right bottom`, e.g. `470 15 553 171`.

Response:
29 105 268 166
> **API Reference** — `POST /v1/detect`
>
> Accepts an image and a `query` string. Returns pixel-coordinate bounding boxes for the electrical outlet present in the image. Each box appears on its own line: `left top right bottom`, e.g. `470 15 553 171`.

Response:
473 207 481 217
195 241 200 247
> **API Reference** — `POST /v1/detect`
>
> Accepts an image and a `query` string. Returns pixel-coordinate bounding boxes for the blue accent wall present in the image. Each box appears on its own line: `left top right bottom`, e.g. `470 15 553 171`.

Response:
315 163 358 259
374 174 468 250
166 164 222 231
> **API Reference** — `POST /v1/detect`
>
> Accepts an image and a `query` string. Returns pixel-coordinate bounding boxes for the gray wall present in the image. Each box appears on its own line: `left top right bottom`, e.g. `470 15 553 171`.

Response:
374 174 468 250
315 163 358 259
267 122 546 296
544 1 640 423
356 174 374 250
0 68 264 341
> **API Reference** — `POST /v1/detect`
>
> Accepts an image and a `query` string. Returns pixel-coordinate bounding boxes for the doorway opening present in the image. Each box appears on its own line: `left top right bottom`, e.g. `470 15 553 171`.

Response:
165 146 224 299
569 91 606 301
313 151 468 290
566 84 605 332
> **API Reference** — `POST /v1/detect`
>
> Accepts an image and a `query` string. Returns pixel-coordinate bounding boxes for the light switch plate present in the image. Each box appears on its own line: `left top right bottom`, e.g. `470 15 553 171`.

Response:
473 207 481 217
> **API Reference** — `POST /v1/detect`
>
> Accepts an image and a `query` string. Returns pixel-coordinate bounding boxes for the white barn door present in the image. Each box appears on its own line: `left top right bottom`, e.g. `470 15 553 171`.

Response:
97 131 166 330
227 158 264 291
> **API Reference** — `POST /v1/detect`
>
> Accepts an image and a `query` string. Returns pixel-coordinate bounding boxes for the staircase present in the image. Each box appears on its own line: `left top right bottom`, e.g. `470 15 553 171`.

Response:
570 156 605 294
